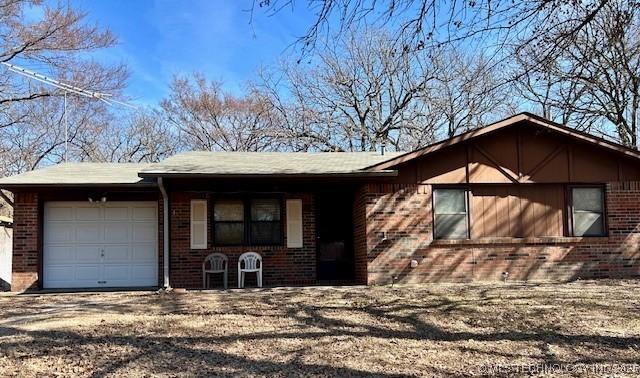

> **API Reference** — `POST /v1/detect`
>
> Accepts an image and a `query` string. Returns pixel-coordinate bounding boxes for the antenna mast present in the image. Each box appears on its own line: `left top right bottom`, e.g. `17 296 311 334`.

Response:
1 62 135 162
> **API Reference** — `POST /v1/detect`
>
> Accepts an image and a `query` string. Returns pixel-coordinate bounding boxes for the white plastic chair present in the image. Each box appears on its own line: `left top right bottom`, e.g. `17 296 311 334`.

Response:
202 253 228 289
238 252 262 288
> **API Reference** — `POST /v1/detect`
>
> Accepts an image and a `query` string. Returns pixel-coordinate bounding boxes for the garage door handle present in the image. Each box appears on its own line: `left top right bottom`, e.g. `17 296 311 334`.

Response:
100 250 105 258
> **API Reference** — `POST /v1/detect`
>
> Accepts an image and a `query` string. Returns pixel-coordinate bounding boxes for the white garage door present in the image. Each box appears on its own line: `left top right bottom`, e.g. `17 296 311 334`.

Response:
44 201 158 288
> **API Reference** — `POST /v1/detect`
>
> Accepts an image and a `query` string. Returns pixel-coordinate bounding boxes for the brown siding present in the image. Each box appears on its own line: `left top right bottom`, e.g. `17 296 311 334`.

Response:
469 185 564 238
417 124 640 185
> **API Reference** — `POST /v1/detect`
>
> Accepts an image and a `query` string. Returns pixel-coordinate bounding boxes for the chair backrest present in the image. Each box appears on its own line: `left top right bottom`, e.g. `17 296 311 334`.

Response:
238 252 262 270
203 253 228 271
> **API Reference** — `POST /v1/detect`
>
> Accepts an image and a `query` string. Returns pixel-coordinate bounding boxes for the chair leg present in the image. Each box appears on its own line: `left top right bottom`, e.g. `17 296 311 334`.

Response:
238 268 242 288
240 272 245 288
257 271 262 288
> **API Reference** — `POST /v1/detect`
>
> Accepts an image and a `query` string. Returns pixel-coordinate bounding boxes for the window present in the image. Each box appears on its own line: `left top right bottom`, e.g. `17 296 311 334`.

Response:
190 200 207 249
571 187 605 236
250 199 281 245
214 200 245 245
433 188 469 239
213 198 282 246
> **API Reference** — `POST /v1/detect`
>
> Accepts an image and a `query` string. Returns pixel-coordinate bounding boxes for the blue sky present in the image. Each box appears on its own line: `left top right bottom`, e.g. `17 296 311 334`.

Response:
69 1 315 105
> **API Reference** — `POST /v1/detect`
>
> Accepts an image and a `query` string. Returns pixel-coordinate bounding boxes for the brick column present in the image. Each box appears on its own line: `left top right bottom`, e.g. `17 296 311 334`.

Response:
12 192 39 291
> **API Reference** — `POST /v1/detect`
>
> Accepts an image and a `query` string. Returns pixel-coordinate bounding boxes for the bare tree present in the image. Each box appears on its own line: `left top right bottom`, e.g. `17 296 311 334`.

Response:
0 0 127 122
255 0 616 66
429 49 516 139
515 1 640 147
260 30 441 152
258 30 512 151
161 74 282 151
75 109 179 163
0 0 129 179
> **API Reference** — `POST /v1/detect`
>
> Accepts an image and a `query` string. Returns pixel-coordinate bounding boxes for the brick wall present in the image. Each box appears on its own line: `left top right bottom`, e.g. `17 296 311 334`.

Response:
12 192 39 291
169 191 316 289
360 182 640 284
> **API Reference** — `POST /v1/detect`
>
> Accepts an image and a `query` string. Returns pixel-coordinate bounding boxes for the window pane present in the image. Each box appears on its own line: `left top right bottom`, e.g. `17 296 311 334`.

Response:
573 212 604 236
572 188 603 212
434 189 466 214
251 222 282 245
214 223 244 244
214 201 244 221
251 199 281 221
435 214 468 239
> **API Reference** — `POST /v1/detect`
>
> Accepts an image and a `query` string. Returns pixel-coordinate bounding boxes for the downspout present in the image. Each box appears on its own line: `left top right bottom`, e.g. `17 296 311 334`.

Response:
158 177 171 289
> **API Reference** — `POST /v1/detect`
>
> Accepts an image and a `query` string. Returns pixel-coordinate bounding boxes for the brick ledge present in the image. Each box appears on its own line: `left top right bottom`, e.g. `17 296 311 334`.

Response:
431 236 609 246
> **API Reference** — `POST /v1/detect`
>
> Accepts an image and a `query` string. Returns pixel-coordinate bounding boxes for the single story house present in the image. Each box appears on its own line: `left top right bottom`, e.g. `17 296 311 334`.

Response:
2 112 640 292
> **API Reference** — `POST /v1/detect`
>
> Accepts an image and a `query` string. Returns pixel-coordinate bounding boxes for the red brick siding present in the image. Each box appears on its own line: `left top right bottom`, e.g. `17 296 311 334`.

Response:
11 193 39 291
359 182 640 284
169 192 316 288
353 187 368 284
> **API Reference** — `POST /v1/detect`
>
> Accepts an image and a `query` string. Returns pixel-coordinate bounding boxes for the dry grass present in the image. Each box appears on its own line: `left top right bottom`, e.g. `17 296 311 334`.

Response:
1 280 640 377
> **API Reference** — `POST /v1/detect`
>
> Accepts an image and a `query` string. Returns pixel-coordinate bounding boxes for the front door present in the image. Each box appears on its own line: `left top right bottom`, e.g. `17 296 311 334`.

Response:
316 192 354 281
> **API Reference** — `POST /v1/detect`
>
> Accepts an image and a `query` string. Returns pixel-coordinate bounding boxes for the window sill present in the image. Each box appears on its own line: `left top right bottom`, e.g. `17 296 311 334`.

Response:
431 236 609 246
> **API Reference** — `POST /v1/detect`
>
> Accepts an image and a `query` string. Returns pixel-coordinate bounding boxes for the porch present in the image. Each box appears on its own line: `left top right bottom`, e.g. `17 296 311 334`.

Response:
165 178 366 289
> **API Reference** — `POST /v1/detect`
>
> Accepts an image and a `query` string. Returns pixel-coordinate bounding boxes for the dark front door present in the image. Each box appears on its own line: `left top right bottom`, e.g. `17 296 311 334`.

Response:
316 192 354 281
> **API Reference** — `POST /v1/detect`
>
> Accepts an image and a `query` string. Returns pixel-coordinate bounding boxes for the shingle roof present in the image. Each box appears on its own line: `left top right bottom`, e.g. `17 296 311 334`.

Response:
138 151 401 177
0 163 154 187
0 152 402 187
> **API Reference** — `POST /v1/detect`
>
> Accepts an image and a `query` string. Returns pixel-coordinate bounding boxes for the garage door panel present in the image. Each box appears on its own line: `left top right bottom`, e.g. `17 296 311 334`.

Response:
104 245 129 262
105 207 129 221
46 265 73 281
44 202 157 289
76 207 101 221
104 264 131 281
76 223 102 242
132 264 157 281
104 223 129 242
132 244 155 261
45 224 75 243
75 245 102 262
75 265 101 281
44 245 74 262
46 206 73 221
133 207 156 220
133 223 155 242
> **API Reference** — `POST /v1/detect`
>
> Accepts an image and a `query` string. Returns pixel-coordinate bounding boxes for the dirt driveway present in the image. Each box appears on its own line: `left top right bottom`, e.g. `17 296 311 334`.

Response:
1 281 640 377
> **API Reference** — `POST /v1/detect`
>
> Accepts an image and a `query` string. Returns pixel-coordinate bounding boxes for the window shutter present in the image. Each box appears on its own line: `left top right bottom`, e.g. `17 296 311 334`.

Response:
190 199 207 249
286 199 303 248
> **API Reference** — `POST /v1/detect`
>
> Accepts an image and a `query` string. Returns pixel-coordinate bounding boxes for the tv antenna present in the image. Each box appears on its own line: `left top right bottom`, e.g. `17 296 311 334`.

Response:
1 61 136 162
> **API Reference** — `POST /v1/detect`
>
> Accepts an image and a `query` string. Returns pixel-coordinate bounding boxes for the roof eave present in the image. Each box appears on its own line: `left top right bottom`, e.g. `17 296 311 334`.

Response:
365 113 640 170
137 171 398 179
0 182 157 190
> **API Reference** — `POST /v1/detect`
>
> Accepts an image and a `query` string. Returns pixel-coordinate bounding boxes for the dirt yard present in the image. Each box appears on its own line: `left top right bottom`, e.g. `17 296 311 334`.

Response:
1 281 639 377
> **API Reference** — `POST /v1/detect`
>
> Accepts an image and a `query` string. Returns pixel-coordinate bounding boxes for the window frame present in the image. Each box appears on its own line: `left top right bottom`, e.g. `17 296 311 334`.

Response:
568 185 607 237
212 195 284 246
432 186 470 240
